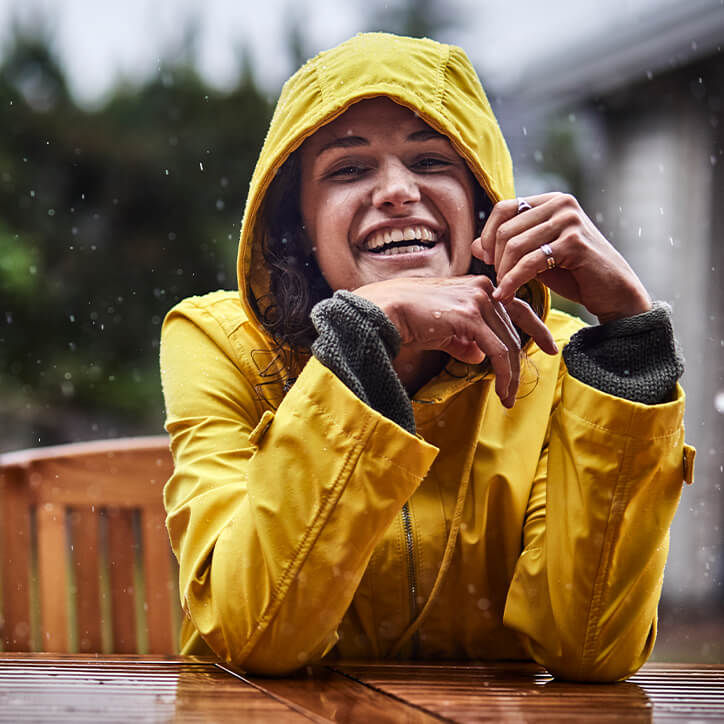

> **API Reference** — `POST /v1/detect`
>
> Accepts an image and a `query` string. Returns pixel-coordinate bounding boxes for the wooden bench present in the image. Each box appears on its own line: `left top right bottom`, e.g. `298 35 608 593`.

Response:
0 436 179 654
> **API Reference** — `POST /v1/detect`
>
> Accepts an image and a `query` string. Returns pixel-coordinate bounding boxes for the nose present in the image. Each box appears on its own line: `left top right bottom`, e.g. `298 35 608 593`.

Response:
371 160 420 210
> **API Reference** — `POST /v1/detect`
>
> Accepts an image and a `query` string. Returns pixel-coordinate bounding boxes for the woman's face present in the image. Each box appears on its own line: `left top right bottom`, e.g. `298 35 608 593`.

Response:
299 97 477 292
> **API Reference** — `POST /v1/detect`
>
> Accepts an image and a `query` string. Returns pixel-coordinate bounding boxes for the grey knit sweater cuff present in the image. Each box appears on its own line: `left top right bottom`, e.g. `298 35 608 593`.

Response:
562 301 684 404
310 290 416 434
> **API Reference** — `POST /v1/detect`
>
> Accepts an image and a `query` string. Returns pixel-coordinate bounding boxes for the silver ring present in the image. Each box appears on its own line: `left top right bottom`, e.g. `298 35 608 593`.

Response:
517 198 532 213
540 243 556 269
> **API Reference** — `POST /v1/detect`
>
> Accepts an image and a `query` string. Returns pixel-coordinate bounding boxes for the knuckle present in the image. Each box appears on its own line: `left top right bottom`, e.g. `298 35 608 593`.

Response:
476 275 494 293
495 225 510 245
562 229 585 250
559 210 580 228
558 192 579 209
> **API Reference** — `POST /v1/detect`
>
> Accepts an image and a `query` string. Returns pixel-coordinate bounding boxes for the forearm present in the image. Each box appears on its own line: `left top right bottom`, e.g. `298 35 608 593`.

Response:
504 373 687 682
162 302 437 674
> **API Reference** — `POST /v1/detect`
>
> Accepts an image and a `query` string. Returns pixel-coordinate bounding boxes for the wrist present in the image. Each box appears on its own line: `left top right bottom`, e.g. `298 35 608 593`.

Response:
596 291 652 325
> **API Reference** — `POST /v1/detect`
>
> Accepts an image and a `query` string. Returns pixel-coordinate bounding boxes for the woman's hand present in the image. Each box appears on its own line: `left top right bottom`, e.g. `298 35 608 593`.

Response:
472 193 652 323
354 275 558 407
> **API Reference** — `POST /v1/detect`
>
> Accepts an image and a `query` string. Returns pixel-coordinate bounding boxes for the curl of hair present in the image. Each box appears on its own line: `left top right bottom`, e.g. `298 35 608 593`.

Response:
252 151 332 363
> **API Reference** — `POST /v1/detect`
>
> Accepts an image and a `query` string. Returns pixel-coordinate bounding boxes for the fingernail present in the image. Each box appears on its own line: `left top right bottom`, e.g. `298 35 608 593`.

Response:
492 288 502 301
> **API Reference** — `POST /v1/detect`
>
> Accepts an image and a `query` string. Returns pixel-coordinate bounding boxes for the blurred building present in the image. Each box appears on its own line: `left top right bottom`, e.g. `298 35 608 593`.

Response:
495 0 724 611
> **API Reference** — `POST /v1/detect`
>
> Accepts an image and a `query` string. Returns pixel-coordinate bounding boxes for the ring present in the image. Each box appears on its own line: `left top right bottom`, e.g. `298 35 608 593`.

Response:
540 243 556 269
517 198 532 213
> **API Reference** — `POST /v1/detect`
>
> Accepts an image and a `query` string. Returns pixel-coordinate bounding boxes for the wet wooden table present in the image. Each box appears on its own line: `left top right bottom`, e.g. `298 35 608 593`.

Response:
0 653 721 722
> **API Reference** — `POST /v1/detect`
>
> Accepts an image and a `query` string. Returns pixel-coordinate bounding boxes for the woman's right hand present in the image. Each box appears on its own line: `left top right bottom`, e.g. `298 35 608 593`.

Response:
353 275 558 407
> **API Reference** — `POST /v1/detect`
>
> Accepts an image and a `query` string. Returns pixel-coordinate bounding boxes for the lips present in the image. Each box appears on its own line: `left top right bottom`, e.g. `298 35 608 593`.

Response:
363 225 439 254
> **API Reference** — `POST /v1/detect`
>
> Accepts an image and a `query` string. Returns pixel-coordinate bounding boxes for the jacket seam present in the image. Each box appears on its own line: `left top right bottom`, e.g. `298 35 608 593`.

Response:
560 404 682 442
238 410 375 660
578 433 635 674
312 61 327 104
436 45 451 112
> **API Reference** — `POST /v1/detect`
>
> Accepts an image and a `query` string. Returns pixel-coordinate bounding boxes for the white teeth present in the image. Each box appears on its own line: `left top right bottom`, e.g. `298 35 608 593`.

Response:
379 243 425 256
364 226 439 250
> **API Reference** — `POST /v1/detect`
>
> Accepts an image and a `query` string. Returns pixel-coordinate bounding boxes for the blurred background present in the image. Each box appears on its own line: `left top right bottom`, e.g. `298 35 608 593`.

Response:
0 0 722 661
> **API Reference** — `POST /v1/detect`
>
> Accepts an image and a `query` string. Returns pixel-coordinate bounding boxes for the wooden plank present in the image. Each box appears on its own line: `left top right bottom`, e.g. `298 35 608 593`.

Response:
0 654 309 722
140 507 175 654
0 464 32 651
38 451 171 508
69 508 102 653
35 502 69 652
106 508 137 654
336 662 724 723
243 665 442 724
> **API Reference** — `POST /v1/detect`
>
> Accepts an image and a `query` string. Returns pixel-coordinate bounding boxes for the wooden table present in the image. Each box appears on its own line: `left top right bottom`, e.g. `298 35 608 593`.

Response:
0 653 721 722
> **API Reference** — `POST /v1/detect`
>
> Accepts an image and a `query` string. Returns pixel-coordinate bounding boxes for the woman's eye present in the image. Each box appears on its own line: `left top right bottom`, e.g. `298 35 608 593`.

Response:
414 157 450 171
329 165 367 179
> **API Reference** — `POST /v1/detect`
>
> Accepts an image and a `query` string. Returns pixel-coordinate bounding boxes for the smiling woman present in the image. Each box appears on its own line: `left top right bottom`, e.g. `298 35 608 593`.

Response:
298 99 477 289
160 33 692 681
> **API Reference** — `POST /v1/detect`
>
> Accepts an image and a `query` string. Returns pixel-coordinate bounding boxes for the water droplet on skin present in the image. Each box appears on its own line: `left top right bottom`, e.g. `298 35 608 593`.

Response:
433 311 441 319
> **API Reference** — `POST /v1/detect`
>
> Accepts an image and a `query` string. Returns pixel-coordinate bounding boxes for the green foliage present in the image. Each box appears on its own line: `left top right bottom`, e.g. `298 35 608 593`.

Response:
0 30 273 448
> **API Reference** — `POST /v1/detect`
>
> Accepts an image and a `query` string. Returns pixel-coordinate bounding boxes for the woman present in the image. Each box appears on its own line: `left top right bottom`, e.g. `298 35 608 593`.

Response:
160 33 692 681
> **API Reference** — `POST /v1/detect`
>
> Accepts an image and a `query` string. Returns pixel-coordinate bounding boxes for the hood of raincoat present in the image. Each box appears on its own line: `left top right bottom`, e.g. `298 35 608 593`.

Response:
237 32 548 335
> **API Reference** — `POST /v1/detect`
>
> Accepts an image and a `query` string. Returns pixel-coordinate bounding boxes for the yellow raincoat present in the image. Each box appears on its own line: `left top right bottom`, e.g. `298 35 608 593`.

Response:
160 33 692 681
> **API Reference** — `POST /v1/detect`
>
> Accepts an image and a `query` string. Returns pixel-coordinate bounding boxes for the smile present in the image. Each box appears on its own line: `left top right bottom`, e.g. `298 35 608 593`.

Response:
363 226 439 254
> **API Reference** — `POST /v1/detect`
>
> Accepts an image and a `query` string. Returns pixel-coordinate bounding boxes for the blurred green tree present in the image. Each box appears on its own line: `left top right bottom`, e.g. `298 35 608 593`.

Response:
0 28 273 449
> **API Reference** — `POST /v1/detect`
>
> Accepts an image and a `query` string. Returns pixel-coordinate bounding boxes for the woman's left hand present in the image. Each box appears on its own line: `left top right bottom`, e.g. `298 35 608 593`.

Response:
471 193 652 323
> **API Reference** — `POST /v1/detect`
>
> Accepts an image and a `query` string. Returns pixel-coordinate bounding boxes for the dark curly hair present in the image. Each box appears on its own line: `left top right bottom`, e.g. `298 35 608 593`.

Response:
251 149 496 364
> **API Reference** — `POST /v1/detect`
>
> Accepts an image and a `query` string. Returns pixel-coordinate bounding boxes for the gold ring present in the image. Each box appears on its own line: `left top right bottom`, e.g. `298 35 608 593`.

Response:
540 243 556 269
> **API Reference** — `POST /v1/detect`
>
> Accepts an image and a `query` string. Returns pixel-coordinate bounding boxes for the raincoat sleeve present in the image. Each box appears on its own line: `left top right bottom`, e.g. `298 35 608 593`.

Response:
160 298 438 674
503 359 689 682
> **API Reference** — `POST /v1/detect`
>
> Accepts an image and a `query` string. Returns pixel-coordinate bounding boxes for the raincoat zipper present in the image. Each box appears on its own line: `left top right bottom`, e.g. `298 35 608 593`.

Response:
400 501 420 656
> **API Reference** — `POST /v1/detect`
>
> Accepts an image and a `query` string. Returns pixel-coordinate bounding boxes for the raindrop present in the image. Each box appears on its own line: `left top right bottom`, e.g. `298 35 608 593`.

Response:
714 391 724 414
199 162 204 171
433 311 442 319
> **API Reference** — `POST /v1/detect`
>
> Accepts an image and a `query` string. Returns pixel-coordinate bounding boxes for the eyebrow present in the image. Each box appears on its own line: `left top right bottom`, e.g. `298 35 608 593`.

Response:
316 128 447 156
